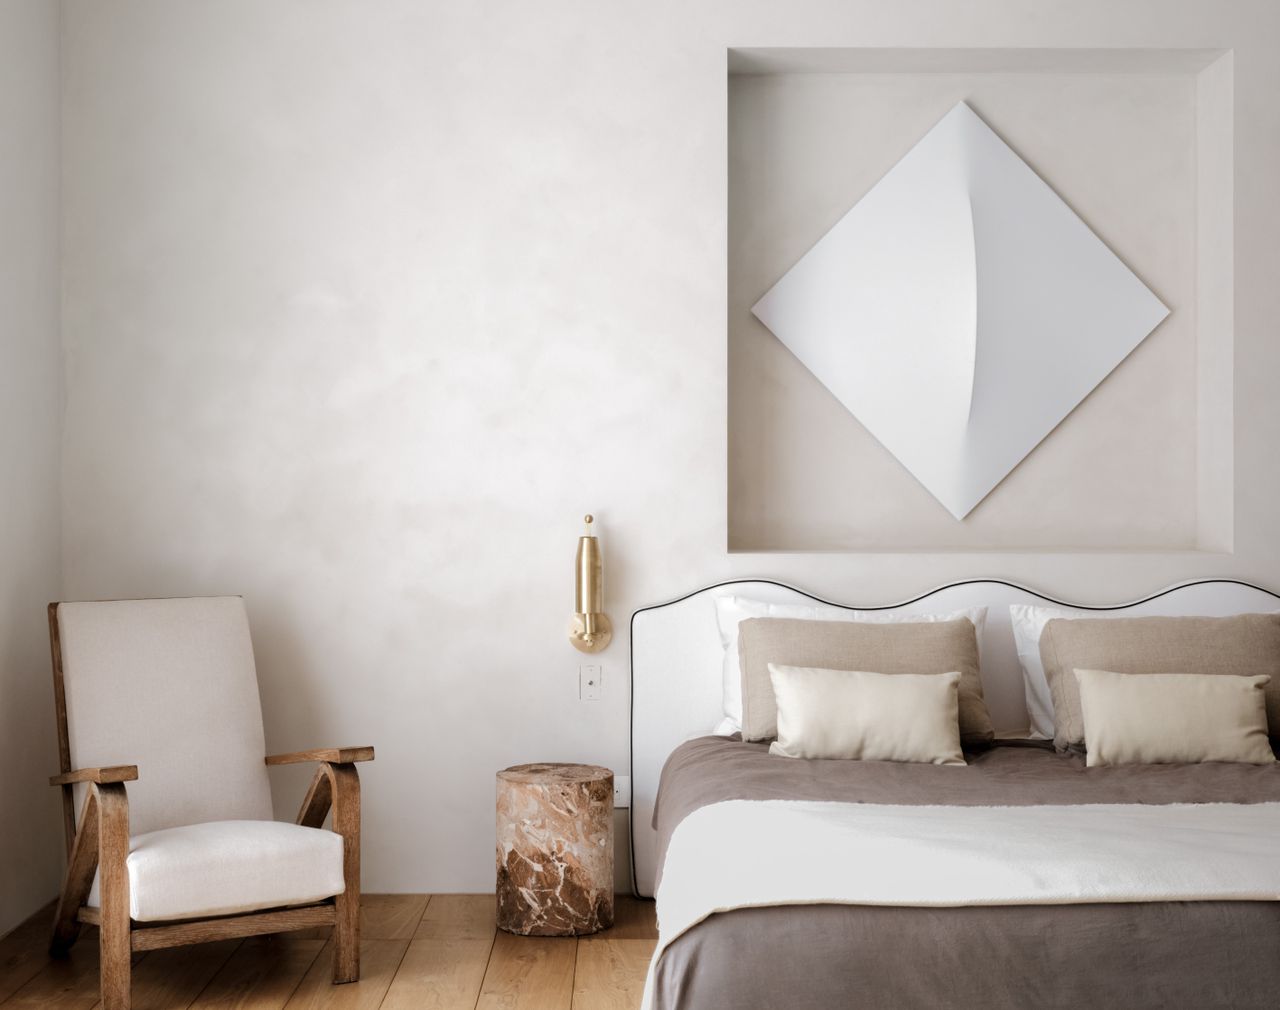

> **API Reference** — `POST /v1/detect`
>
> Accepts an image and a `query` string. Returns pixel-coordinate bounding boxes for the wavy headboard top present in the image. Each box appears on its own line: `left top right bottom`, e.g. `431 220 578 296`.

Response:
628 578 1280 897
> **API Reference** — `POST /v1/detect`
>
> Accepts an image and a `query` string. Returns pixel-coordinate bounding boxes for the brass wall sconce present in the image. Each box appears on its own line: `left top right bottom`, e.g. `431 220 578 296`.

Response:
570 514 611 653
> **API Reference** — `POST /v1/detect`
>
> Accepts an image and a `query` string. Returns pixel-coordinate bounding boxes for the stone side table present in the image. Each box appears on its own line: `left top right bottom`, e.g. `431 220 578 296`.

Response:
496 763 614 936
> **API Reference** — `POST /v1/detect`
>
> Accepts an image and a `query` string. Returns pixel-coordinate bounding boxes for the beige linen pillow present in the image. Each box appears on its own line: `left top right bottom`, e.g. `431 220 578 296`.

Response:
737 616 993 747
1075 669 1276 767
768 666 965 764
1040 614 1280 751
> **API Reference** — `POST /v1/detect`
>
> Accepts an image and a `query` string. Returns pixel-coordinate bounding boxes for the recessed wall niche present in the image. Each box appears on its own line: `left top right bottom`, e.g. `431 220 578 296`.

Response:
727 48 1233 553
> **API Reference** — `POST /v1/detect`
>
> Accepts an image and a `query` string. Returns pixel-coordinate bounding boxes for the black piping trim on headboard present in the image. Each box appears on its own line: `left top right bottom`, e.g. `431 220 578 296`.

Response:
626 577 1280 897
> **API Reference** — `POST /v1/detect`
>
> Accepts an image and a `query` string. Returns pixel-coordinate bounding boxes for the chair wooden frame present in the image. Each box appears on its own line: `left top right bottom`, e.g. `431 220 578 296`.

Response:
45 602 374 1010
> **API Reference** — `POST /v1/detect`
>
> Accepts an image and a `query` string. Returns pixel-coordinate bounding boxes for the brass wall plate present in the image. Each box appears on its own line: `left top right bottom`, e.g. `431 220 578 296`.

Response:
569 612 612 654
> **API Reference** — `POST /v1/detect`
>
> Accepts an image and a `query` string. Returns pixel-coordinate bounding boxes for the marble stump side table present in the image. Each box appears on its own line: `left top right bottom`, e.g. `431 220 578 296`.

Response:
495 763 614 936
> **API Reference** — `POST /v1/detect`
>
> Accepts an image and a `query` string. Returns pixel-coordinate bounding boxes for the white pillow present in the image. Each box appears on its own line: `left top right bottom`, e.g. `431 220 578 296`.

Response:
1009 605 1071 740
714 596 988 735
768 665 966 765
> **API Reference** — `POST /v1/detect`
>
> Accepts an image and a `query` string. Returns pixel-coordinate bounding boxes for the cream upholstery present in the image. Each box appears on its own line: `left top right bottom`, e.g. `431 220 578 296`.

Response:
57 597 274 836
86 820 345 922
57 597 346 923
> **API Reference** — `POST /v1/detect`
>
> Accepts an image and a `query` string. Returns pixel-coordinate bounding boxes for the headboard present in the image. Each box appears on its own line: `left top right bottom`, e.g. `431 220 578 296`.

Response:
629 578 1280 897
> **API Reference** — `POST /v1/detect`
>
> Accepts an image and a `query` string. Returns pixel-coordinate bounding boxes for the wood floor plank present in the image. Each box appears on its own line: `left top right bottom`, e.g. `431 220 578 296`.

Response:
358 896 428 941
476 933 576 1010
97 939 241 1010
415 896 494 942
3 936 117 1010
187 936 325 1009
602 898 657 941
379 938 494 1010
0 895 645 1010
281 939 407 1010
572 939 654 1010
296 894 428 942
0 901 57 1003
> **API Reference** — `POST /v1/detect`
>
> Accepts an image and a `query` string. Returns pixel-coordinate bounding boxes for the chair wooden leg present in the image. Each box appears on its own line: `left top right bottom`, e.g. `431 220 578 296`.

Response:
333 890 359 984
97 783 132 1010
330 764 361 984
50 790 100 956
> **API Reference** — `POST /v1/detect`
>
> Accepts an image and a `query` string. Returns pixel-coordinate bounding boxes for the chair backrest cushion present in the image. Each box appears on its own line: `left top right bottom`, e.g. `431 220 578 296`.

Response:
57 597 275 835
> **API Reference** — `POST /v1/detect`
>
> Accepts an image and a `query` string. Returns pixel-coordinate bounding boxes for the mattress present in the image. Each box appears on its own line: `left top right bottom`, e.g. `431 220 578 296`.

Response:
648 736 1280 1010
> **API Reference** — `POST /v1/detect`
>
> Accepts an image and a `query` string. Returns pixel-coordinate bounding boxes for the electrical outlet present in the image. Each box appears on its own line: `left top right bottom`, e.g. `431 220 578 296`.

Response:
613 775 631 808
579 664 602 700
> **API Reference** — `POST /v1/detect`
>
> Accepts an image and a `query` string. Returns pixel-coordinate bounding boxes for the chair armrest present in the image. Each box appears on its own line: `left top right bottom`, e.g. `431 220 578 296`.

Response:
265 747 374 766
49 766 139 786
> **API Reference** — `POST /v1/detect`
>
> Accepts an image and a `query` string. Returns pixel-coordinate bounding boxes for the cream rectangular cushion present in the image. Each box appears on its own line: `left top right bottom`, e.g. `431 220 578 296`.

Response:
58 597 345 921
1074 669 1276 768
768 665 965 765
86 820 345 922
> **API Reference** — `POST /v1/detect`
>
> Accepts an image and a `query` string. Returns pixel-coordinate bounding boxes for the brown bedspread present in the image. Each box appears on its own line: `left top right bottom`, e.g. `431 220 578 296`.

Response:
650 736 1280 1010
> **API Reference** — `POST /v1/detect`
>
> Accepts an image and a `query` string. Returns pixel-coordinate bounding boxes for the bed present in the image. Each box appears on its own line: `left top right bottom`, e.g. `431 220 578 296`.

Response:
630 579 1280 1010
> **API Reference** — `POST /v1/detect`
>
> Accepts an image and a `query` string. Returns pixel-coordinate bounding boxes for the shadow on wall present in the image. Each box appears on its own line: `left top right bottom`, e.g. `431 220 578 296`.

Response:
0 585 64 937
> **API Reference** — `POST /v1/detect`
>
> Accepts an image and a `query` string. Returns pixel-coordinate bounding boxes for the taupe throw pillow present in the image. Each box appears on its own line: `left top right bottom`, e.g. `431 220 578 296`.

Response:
1040 614 1280 752
737 616 993 747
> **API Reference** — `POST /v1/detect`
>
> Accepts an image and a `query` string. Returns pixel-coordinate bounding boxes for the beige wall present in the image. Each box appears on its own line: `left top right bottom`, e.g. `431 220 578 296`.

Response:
55 0 1280 897
0 0 63 936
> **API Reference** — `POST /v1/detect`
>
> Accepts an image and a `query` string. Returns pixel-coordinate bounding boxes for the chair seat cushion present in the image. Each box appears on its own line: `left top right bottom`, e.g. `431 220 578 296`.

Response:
88 820 345 922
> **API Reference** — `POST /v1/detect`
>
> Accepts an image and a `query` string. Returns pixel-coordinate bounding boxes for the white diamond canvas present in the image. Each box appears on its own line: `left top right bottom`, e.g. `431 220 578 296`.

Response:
751 101 1170 520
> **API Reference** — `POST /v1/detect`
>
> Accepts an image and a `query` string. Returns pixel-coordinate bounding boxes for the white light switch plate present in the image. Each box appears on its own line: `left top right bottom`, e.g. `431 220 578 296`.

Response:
579 665 602 700
613 775 630 808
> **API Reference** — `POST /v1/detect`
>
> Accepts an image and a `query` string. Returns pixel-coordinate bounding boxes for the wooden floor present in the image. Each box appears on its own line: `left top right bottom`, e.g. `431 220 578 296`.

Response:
0 894 657 1010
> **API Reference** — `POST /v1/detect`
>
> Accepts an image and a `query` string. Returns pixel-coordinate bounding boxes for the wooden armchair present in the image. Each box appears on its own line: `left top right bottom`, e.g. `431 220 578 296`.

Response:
46 596 374 1010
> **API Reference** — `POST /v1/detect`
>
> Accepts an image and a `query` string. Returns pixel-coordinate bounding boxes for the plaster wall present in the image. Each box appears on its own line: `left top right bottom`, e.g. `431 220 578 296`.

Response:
59 0 1280 892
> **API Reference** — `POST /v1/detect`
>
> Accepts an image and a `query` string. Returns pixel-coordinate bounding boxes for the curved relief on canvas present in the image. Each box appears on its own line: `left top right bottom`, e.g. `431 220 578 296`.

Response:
750 101 1171 520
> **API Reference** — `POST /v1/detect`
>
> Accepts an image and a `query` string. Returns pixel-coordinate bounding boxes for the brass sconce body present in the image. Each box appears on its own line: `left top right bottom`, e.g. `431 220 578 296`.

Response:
570 514 612 653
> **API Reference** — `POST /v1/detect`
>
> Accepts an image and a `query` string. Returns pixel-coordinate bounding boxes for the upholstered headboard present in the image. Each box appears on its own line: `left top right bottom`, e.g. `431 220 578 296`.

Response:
629 578 1280 897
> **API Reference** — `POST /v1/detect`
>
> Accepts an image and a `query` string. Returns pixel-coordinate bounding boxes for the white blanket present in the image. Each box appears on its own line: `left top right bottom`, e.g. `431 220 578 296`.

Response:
642 799 1280 1009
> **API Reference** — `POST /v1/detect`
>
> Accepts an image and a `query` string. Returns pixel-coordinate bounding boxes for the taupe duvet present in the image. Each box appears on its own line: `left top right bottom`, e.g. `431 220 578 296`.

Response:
649 736 1280 1010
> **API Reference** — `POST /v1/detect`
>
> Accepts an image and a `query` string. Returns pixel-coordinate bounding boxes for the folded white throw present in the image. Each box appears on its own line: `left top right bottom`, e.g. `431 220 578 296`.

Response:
642 799 1280 1009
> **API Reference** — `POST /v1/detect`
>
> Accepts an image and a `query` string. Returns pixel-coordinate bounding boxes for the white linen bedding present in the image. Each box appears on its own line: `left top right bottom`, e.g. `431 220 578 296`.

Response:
641 798 1280 1009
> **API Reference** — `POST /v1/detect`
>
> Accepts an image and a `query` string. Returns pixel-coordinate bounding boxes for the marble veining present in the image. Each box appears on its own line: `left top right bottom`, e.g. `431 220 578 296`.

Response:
496 763 614 936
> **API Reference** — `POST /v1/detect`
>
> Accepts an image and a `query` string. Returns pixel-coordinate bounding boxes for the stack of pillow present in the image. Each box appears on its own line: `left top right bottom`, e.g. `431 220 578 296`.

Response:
716 596 993 766
1012 608 1279 766
717 595 1280 768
